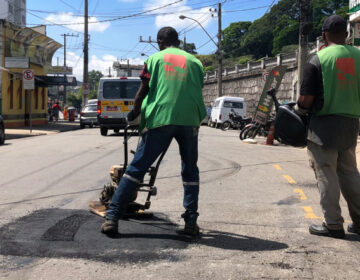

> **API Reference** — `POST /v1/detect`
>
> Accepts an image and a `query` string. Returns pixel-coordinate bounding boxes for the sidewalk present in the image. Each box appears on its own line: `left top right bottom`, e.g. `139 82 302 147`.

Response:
5 120 81 140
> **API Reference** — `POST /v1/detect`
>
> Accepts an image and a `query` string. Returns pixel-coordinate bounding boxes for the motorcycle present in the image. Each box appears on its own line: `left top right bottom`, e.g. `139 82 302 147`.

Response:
221 109 252 131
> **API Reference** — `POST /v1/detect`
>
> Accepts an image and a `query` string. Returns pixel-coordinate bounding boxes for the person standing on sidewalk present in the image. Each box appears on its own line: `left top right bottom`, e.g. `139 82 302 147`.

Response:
296 15 360 239
101 26 207 237
52 102 61 122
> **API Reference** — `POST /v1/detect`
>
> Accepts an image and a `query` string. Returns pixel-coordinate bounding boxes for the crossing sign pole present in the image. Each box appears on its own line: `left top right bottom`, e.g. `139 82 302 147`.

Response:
23 70 35 132
23 69 35 90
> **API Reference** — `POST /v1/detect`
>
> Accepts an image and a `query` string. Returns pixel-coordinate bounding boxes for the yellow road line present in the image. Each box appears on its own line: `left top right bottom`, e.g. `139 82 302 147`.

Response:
302 206 322 219
283 175 296 184
294 188 307 200
274 164 282 170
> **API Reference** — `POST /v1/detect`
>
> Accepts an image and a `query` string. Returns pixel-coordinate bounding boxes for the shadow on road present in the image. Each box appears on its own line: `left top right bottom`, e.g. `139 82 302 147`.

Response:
198 230 289 251
0 208 290 264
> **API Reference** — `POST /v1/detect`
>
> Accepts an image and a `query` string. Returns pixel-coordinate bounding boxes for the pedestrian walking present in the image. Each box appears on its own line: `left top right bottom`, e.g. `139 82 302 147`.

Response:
296 15 360 239
52 102 61 122
101 27 207 237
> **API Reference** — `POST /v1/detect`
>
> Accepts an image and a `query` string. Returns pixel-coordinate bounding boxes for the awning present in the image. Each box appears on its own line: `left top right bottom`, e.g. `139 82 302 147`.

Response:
35 76 77 87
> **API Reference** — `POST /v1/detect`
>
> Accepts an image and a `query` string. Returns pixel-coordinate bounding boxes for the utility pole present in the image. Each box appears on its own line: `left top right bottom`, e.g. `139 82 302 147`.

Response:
183 32 186 51
297 0 312 99
217 2 222 97
139 36 159 51
83 0 89 106
61 33 78 105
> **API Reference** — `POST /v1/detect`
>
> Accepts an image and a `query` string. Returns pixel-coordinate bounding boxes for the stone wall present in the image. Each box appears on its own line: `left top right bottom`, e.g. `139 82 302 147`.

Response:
202 52 299 115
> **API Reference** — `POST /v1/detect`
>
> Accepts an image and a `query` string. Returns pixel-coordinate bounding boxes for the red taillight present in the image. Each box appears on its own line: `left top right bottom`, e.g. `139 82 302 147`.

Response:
120 77 127 80
97 100 101 115
219 114 222 120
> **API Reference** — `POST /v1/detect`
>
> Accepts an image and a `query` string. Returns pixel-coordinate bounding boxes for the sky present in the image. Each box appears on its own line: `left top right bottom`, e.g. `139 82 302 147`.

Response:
26 0 279 81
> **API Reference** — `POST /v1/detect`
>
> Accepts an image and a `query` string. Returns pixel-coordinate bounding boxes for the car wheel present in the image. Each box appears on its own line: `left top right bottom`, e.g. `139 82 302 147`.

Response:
114 128 120 133
89 123 94 128
80 123 85 129
0 125 5 145
100 127 108 136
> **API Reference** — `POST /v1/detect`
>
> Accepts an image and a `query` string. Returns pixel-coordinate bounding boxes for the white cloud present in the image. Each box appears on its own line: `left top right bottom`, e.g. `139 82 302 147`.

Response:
45 12 110 32
144 0 215 30
57 52 144 81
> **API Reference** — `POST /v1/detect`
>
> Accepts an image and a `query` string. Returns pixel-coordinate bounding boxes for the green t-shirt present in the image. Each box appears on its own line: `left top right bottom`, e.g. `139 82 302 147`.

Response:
317 45 360 117
139 48 206 132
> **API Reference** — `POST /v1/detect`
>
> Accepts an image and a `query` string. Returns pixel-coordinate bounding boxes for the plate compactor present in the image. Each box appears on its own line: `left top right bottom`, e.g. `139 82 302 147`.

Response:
89 125 167 218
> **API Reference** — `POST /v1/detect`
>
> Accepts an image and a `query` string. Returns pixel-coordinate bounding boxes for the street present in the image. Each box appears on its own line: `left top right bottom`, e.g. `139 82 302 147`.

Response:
0 127 359 279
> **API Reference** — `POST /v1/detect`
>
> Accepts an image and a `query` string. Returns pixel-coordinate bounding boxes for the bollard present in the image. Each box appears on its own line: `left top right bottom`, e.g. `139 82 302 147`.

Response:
266 122 275 145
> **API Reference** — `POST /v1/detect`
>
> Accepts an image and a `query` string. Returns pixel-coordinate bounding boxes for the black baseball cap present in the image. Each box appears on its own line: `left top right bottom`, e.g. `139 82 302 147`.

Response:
322 15 347 33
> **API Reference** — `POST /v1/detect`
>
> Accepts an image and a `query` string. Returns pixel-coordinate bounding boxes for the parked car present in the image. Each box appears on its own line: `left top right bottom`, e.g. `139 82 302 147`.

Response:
209 96 247 128
80 104 98 128
0 115 5 145
87 99 98 105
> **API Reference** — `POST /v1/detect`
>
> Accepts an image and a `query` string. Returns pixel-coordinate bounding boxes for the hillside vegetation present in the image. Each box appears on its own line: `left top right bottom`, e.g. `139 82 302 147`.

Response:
196 0 349 68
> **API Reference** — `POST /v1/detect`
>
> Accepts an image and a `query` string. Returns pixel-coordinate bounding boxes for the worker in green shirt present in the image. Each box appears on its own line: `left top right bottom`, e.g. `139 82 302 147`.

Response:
101 27 206 237
297 15 360 239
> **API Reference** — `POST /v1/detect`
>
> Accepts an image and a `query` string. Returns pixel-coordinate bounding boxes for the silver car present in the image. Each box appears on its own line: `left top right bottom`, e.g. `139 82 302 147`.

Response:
80 104 98 128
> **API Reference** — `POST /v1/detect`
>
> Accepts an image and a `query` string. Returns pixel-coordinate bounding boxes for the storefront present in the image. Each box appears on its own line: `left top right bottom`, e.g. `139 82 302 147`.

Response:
350 0 360 22
0 20 62 127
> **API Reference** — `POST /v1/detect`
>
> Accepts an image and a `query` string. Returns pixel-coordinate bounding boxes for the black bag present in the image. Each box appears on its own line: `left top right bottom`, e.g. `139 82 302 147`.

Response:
274 104 307 147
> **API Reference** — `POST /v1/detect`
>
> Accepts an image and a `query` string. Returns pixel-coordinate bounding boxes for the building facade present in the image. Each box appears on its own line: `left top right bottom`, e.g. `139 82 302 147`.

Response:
0 20 62 127
0 0 26 27
113 61 143 78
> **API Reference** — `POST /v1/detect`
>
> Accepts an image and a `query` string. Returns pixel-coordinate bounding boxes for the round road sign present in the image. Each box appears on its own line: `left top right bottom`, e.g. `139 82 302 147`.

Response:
23 69 34 80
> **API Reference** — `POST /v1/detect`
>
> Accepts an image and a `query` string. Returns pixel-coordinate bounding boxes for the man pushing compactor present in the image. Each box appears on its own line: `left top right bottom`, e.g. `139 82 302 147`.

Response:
101 26 207 237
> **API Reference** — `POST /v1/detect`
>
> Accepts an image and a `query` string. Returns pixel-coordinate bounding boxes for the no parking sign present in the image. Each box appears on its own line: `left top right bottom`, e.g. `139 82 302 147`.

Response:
23 69 35 90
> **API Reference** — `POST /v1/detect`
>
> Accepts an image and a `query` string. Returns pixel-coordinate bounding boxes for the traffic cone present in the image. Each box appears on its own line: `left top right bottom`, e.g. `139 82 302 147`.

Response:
266 122 275 145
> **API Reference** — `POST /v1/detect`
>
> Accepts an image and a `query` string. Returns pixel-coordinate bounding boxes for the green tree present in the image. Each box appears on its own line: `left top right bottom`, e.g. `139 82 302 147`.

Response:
88 70 103 98
272 15 298 55
179 41 197 54
67 92 82 110
222 21 251 58
204 66 214 72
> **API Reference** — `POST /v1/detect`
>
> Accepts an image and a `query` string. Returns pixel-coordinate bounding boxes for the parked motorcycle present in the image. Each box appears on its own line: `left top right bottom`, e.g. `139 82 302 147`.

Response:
221 109 252 131
239 116 275 140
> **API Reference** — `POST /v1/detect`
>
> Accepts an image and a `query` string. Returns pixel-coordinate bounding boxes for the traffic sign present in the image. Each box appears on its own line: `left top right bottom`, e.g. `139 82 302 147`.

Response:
82 83 89 95
23 69 35 90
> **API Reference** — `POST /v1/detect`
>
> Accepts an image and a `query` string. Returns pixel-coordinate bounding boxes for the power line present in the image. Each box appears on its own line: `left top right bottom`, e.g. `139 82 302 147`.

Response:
27 0 185 27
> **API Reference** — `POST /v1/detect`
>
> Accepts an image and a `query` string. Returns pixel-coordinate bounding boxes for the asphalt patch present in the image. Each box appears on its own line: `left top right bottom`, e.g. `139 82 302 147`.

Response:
0 208 190 263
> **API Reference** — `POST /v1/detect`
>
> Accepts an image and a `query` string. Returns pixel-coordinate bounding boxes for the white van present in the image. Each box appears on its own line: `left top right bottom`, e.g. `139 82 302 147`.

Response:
209 96 246 128
97 77 141 136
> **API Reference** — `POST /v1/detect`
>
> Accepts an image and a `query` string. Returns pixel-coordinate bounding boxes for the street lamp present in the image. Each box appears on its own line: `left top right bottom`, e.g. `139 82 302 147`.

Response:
179 14 222 97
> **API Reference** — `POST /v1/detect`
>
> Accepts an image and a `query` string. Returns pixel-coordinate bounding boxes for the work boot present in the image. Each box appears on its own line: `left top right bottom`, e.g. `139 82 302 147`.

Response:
347 223 360 235
309 223 345 239
179 211 200 237
184 223 200 236
101 219 119 236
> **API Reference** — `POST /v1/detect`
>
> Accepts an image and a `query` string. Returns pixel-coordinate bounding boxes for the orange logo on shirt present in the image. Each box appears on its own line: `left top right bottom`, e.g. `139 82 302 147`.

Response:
164 54 187 81
164 54 186 73
336 58 355 81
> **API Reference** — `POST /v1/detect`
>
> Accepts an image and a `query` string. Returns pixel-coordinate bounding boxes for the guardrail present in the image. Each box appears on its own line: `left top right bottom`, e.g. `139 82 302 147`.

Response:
204 51 298 81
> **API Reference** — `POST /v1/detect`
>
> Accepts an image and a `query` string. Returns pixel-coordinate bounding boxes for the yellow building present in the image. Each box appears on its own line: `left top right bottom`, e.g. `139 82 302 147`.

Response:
0 20 62 128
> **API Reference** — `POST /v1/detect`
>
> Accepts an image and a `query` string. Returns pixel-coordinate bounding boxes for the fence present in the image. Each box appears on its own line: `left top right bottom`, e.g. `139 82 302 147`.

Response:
204 51 298 81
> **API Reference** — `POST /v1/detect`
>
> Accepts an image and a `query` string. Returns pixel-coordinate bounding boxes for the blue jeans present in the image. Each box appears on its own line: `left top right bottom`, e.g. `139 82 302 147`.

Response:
106 125 200 224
